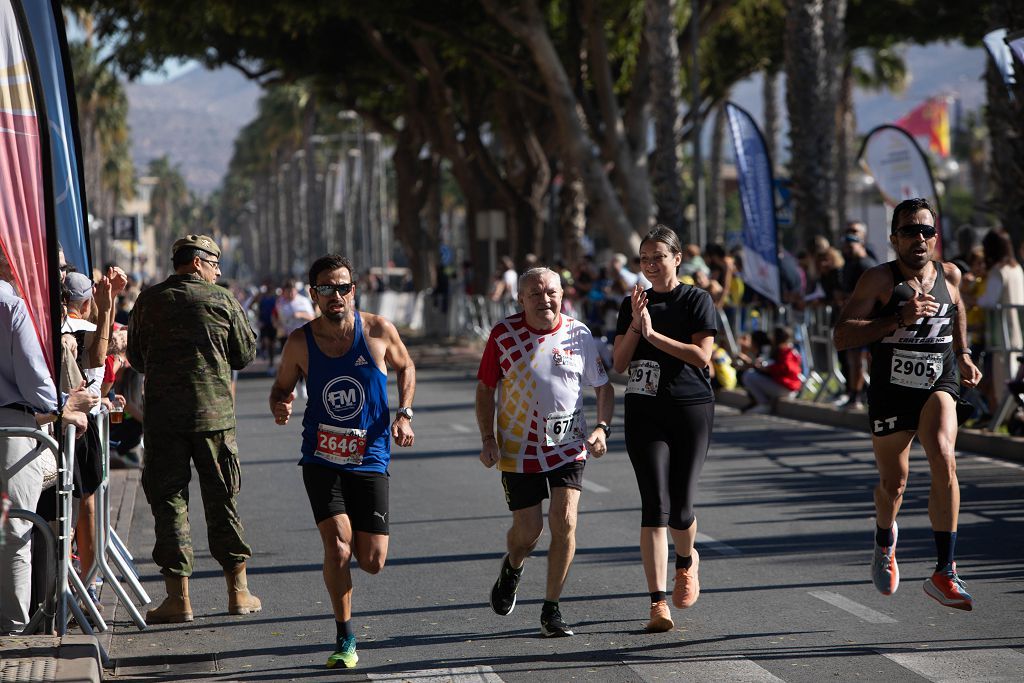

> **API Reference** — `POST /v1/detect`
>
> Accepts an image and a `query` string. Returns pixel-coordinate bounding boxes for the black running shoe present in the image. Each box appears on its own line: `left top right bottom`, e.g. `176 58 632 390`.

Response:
489 554 523 616
540 605 574 637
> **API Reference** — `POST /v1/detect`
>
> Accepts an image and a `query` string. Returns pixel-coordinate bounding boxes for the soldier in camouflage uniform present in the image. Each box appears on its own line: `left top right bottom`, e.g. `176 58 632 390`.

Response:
127 234 261 624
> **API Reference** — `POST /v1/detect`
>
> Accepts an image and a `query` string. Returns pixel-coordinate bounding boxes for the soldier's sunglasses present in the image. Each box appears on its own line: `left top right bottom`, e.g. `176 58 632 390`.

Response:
894 224 937 239
312 283 353 297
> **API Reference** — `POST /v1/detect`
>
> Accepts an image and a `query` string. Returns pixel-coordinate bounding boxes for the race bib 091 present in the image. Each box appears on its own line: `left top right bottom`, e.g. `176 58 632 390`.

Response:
626 360 661 396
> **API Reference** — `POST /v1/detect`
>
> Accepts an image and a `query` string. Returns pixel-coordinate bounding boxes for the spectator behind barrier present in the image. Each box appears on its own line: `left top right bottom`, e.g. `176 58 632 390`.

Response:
977 229 1024 411
740 325 803 413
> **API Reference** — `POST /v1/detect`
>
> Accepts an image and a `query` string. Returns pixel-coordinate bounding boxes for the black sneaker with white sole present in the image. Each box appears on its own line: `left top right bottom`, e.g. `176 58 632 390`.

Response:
489 554 523 616
540 605 574 637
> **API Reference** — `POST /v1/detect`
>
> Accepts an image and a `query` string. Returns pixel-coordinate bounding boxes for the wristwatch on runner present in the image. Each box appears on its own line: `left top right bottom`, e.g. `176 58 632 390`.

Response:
397 406 414 421
596 422 611 436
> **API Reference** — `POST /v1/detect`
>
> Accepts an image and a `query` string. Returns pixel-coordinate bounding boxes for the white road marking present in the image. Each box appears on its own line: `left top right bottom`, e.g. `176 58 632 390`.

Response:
970 454 1024 471
450 423 472 433
627 658 784 682
808 590 897 624
581 479 610 493
881 648 1024 682
696 532 742 556
369 666 503 682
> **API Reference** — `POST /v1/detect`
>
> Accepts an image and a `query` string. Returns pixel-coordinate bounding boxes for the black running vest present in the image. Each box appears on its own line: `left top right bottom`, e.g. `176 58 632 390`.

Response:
869 261 958 395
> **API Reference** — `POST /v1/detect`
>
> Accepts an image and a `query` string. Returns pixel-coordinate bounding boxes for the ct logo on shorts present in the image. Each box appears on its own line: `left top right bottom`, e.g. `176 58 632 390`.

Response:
322 376 365 421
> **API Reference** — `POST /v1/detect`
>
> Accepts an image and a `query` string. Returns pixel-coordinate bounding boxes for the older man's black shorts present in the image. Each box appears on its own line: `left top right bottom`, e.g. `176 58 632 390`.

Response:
301 463 389 534
500 460 585 511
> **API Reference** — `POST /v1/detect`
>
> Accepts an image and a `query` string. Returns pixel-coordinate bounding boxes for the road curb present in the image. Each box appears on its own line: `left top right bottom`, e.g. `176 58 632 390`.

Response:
608 372 1023 464
0 634 103 683
715 388 1024 464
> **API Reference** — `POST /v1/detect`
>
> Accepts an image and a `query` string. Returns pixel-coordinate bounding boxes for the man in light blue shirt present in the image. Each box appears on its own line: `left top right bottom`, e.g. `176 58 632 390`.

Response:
0 249 88 633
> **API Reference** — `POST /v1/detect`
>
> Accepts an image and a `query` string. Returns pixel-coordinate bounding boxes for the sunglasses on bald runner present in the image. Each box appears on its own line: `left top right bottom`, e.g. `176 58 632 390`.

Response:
312 283 354 297
894 224 937 239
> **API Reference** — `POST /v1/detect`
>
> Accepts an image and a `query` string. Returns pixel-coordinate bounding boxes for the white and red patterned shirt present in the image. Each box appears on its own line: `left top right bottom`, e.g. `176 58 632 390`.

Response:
478 312 608 473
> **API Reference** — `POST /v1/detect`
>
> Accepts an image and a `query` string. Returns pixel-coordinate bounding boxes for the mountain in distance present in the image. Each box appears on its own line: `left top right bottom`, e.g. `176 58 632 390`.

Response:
125 66 260 195
125 41 989 195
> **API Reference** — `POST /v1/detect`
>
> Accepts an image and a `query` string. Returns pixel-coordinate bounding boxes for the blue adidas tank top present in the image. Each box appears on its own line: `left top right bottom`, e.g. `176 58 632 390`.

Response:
299 312 390 473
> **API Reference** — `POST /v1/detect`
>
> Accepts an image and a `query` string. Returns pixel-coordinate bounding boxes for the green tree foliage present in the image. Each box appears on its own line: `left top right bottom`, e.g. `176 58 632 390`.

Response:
73 0 1019 277
68 37 134 264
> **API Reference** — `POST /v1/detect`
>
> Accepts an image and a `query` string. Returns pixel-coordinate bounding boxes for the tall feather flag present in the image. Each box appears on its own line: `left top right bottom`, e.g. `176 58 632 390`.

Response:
1 0 58 376
894 96 950 158
858 124 943 256
23 0 91 276
725 101 780 305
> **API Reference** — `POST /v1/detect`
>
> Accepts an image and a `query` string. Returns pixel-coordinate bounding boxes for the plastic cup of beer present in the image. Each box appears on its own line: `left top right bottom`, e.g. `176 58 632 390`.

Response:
110 405 124 424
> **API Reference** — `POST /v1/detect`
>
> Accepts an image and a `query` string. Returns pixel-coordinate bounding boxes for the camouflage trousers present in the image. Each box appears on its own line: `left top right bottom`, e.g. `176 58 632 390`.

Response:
141 427 252 577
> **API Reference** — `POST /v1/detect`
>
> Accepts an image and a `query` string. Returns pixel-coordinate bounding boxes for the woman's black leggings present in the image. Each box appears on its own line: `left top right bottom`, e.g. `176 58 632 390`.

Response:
624 400 714 529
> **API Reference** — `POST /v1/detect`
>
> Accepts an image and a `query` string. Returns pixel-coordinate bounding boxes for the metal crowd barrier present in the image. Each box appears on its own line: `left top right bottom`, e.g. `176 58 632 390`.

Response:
0 425 63 635
1 412 149 643
718 302 1023 432
84 410 150 631
983 303 1024 432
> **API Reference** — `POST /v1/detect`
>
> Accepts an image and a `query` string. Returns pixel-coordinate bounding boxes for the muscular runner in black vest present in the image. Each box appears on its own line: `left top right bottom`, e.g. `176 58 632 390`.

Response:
834 198 982 611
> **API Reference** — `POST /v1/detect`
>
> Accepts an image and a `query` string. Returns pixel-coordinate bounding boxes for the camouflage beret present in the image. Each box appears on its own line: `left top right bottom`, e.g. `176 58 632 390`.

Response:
172 234 221 258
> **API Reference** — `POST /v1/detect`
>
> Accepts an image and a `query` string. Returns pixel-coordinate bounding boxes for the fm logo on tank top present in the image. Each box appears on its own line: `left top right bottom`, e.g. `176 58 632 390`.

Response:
323 376 365 421
881 302 953 345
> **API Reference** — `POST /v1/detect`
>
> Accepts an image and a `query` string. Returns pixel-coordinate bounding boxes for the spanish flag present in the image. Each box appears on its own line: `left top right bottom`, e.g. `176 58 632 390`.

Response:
895 97 950 158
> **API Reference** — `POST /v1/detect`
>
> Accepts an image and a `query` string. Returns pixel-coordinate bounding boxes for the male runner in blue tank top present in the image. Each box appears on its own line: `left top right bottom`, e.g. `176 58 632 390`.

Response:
269 254 416 668
834 198 982 611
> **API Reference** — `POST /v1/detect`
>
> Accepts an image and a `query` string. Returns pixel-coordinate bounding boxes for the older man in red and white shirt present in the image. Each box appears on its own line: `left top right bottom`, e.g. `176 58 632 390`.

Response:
475 266 613 638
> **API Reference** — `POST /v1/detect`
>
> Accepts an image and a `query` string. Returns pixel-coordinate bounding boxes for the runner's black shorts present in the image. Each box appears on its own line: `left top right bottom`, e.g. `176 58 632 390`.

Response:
500 460 585 511
867 381 959 437
302 463 390 534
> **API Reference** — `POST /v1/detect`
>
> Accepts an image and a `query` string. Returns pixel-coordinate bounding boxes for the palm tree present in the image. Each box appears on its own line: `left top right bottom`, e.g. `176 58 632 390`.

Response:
645 0 686 233
784 0 847 248
69 39 135 266
146 156 190 264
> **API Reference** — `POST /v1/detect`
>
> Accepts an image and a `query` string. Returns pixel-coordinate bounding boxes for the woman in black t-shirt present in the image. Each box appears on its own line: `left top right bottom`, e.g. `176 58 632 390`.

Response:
612 226 718 633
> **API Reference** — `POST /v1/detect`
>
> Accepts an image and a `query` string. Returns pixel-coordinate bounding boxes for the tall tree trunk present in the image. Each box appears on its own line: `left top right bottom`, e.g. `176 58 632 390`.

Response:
763 69 779 164
273 159 286 278
559 169 587 265
784 0 847 248
392 125 436 290
708 100 727 245
984 48 1024 246
644 0 685 233
582 0 654 234
836 57 855 235
483 0 641 255
302 100 323 263
257 175 271 277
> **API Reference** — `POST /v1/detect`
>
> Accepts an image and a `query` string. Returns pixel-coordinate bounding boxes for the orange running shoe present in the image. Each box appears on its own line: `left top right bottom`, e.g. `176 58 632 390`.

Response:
672 548 700 609
645 600 674 632
923 563 974 611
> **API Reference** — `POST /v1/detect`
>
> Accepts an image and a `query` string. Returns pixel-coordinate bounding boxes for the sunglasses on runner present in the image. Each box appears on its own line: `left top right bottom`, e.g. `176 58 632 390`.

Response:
312 283 354 297
894 224 937 239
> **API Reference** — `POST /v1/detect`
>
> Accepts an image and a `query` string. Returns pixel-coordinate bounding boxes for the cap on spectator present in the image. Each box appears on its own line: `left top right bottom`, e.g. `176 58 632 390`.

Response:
172 234 221 258
65 272 93 301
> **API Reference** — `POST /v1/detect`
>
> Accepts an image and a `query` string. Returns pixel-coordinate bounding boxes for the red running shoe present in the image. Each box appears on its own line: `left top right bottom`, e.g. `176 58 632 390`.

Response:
923 563 974 611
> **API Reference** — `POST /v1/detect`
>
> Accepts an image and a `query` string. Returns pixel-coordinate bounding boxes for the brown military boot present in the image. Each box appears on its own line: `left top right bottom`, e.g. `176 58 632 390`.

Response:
146 575 193 624
225 563 262 615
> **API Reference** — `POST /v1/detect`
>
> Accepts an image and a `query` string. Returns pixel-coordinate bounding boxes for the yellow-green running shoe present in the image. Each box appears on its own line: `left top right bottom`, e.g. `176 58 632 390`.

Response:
326 634 358 669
